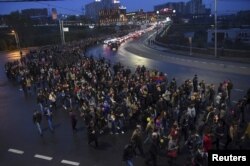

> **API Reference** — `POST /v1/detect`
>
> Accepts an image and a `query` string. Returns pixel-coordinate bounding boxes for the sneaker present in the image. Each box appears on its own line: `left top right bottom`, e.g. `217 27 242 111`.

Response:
63 105 67 110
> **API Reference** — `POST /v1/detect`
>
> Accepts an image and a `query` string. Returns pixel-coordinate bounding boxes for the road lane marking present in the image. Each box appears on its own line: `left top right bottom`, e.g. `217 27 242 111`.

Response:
61 160 80 166
232 101 238 103
194 60 199 63
210 63 216 65
240 66 247 69
233 89 244 92
34 154 53 161
202 62 207 64
8 148 24 154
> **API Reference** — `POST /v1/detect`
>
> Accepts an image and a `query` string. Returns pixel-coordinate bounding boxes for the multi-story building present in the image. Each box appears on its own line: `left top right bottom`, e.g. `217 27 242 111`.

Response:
154 2 185 15
186 0 206 15
99 7 127 25
154 0 209 16
51 8 57 20
85 0 121 22
126 11 157 25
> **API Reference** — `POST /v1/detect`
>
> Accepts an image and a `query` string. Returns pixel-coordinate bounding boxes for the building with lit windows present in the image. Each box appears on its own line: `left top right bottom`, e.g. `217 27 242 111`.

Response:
154 2 185 15
126 10 157 25
154 0 209 15
85 0 122 22
99 7 127 25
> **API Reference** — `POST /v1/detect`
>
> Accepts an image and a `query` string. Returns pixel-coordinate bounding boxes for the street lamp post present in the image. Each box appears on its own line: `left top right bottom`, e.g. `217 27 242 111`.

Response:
59 19 65 45
188 37 192 56
214 0 217 58
12 30 22 58
156 10 159 34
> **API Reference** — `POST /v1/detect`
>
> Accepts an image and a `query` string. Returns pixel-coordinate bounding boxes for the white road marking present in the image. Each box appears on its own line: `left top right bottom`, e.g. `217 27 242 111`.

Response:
210 62 216 65
240 66 247 69
34 154 53 161
233 89 244 92
8 148 24 154
219 64 224 66
61 160 80 166
194 60 199 63
202 62 207 64
232 101 238 104
228 65 235 68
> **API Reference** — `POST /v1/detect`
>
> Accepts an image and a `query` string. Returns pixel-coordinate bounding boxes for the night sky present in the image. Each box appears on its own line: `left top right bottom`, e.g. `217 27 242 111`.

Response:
0 0 250 15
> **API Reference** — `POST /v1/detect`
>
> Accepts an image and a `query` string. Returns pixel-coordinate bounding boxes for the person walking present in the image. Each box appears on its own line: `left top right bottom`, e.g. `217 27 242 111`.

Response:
69 109 78 133
44 106 54 132
131 125 144 157
123 142 136 166
88 121 99 148
167 136 178 166
193 74 198 92
33 110 43 136
145 132 159 166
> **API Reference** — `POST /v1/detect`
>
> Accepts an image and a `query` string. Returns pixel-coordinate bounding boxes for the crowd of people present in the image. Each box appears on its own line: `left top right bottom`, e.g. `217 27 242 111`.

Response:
4 36 250 166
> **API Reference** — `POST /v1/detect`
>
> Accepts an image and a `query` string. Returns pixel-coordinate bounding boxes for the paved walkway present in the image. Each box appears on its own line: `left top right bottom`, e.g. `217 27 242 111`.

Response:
145 31 250 64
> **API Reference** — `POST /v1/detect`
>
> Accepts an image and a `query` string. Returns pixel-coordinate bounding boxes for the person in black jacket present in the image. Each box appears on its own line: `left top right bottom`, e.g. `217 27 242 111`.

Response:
131 125 144 157
123 142 136 166
33 110 43 136
88 121 98 147
69 109 78 133
145 132 159 166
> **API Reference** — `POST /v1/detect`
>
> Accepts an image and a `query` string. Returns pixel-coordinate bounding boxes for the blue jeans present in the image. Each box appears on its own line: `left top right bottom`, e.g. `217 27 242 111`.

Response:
47 117 54 131
36 122 42 135
125 160 133 166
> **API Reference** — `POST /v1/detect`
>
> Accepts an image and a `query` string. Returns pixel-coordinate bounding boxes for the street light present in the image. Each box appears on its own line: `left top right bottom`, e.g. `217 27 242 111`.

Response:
188 37 192 56
156 10 159 34
11 30 22 58
214 0 217 58
59 19 65 44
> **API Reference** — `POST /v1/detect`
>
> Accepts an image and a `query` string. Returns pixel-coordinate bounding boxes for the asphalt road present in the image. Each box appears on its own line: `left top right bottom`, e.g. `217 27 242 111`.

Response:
0 34 249 166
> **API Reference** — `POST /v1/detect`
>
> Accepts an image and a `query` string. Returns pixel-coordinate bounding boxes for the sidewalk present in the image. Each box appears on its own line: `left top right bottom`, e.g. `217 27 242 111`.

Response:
149 42 250 64
144 32 250 64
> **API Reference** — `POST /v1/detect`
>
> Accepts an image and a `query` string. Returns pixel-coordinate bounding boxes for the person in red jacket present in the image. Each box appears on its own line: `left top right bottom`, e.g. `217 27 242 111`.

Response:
203 130 213 153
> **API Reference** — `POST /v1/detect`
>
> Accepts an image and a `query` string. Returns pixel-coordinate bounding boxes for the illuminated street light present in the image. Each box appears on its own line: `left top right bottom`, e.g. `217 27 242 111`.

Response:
11 30 22 58
156 11 159 34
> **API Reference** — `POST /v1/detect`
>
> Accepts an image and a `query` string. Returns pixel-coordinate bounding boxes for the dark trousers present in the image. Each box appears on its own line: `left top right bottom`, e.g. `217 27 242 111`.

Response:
145 153 157 166
88 135 98 147
134 143 144 156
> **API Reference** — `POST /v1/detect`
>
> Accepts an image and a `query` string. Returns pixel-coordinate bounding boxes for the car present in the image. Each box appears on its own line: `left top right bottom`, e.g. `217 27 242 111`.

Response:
109 42 119 51
104 38 117 45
